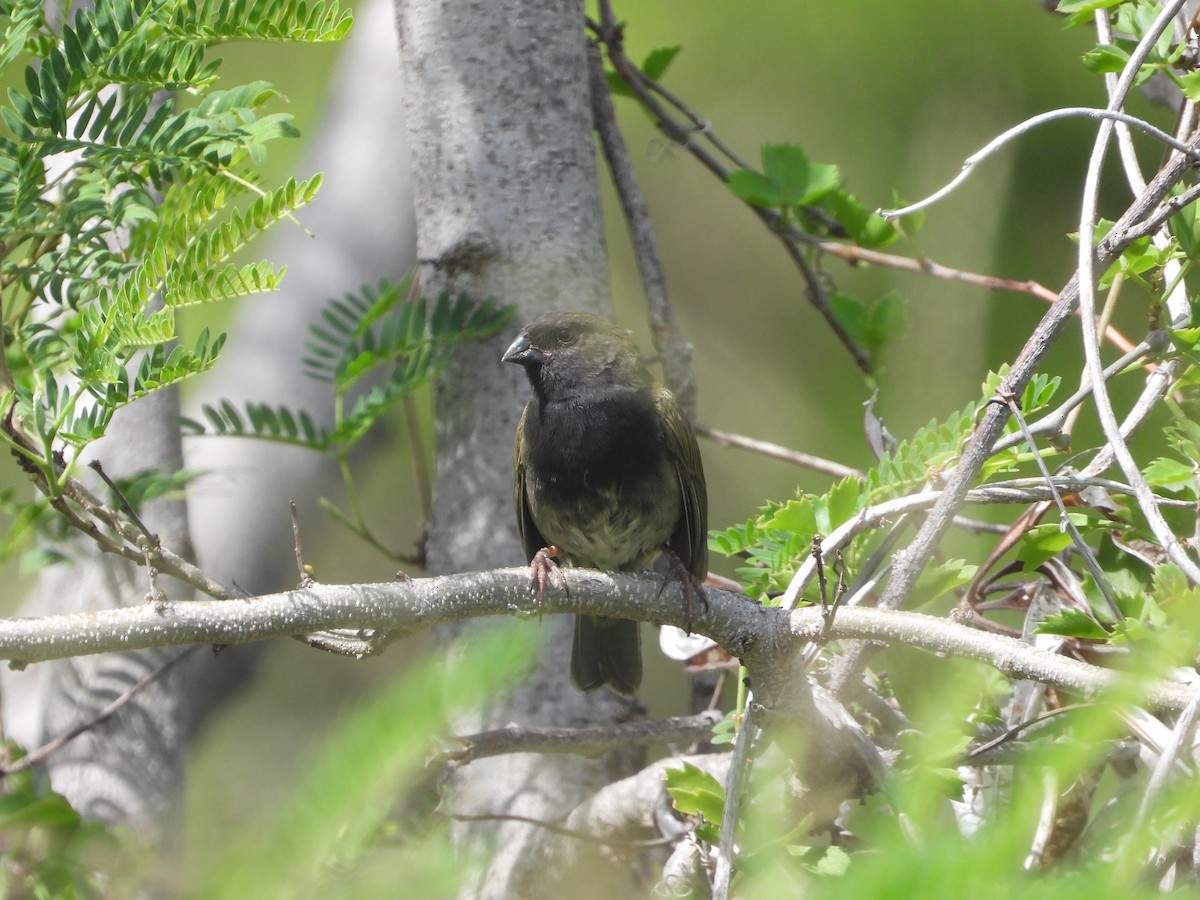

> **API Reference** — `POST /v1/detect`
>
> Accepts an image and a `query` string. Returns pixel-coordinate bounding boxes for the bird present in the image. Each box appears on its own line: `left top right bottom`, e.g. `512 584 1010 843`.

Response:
503 311 708 695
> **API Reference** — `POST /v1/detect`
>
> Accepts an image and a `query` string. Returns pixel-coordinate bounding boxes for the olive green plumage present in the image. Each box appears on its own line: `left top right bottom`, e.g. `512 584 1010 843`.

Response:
503 312 708 695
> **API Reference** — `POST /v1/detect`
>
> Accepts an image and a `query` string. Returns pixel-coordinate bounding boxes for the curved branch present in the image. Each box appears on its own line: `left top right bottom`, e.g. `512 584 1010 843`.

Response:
1073 0 1200 586
881 106 1200 219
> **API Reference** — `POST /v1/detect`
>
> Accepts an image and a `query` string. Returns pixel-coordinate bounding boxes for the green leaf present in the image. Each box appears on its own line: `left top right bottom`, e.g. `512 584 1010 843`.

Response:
664 762 725 844
768 496 819 538
824 475 863 532
1143 456 1197 493
765 143 839 203
823 190 898 247
1058 0 1127 28
1035 609 1111 640
1178 71 1200 104
910 559 977 608
729 143 840 209
1019 374 1061 415
828 292 906 361
641 45 681 81
1017 525 1075 571
727 169 788 207
183 400 330 451
0 785 81 830
710 714 737 746
1081 43 1130 73
789 844 851 877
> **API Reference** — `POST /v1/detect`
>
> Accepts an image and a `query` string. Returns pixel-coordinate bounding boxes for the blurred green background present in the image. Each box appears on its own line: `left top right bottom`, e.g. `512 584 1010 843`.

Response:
9 0 1178 882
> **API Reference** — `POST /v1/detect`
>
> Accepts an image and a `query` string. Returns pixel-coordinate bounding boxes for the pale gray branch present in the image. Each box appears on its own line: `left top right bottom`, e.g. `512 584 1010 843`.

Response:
1075 0 1200 586
881 106 1200 219
0 570 1193 711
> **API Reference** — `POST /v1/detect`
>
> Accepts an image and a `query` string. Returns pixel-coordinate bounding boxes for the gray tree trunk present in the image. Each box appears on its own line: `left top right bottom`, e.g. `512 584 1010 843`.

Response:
394 1 645 896
1 0 417 837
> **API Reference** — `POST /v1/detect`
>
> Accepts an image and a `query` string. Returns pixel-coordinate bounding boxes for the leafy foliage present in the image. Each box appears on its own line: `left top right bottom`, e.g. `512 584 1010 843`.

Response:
711 366 1057 602
182 279 514 555
727 142 899 249
0 0 350 564
664 762 724 844
186 280 514 459
0 748 134 895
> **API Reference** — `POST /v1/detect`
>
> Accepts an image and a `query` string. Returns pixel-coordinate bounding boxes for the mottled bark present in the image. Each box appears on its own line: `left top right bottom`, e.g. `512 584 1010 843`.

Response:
394 1 644 895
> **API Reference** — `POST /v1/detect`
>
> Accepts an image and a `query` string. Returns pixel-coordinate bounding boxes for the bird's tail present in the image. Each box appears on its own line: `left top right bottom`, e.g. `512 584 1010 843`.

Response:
571 615 641 695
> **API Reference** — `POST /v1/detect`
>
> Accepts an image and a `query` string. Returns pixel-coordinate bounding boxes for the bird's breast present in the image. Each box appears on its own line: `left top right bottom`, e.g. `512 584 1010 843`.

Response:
522 391 680 570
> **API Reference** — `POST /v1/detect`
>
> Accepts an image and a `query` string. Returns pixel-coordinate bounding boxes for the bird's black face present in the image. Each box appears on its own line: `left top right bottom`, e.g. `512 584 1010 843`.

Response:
502 312 629 399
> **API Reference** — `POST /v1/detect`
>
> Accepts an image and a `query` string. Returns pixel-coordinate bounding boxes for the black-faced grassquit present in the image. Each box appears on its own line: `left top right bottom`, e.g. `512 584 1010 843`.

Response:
503 312 708 695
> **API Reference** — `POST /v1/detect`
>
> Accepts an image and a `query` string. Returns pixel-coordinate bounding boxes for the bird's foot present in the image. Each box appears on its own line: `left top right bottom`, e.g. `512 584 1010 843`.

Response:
661 547 708 635
530 545 568 604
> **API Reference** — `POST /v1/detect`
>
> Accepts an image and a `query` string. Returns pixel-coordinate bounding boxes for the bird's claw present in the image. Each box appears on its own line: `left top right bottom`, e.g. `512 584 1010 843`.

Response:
662 547 707 635
530 545 568 604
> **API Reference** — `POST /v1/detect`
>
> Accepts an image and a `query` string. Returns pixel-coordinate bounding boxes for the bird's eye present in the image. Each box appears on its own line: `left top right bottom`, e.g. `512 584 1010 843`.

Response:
556 326 576 346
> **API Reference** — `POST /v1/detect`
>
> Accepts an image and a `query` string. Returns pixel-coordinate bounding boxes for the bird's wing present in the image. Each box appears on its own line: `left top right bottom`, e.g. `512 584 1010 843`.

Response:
654 385 709 578
513 405 547 562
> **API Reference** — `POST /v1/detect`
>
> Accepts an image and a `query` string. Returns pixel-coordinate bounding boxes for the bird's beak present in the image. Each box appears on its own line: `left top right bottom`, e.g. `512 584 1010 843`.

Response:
502 333 545 367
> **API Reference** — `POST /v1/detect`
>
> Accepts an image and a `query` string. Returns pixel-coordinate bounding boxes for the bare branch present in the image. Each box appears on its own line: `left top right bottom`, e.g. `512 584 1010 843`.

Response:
433 711 722 767
444 811 681 849
586 35 697 414
696 424 862 479
0 570 1192 711
881 107 1200 220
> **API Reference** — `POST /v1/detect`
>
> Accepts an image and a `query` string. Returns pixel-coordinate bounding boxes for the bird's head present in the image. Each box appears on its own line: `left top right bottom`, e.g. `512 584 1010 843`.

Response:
502 312 649 400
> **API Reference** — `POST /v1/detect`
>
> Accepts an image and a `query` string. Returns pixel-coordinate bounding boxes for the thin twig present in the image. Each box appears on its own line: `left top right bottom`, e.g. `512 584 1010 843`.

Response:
591 3 872 373
818 239 1061 301
780 474 1183 610
586 33 698 413
991 337 1159 454
881 107 1200 220
712 699 756 900
58 470 236 600
695 424 862 479
966 704 1090 762
444 811 681 849
86 459 157 549
290 500 312 586
1132 682 1200 833
431 712 722 767
1000 392 1120 620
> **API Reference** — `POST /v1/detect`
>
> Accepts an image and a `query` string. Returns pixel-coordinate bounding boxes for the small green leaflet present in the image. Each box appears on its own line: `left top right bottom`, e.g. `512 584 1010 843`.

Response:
663 762 724 844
